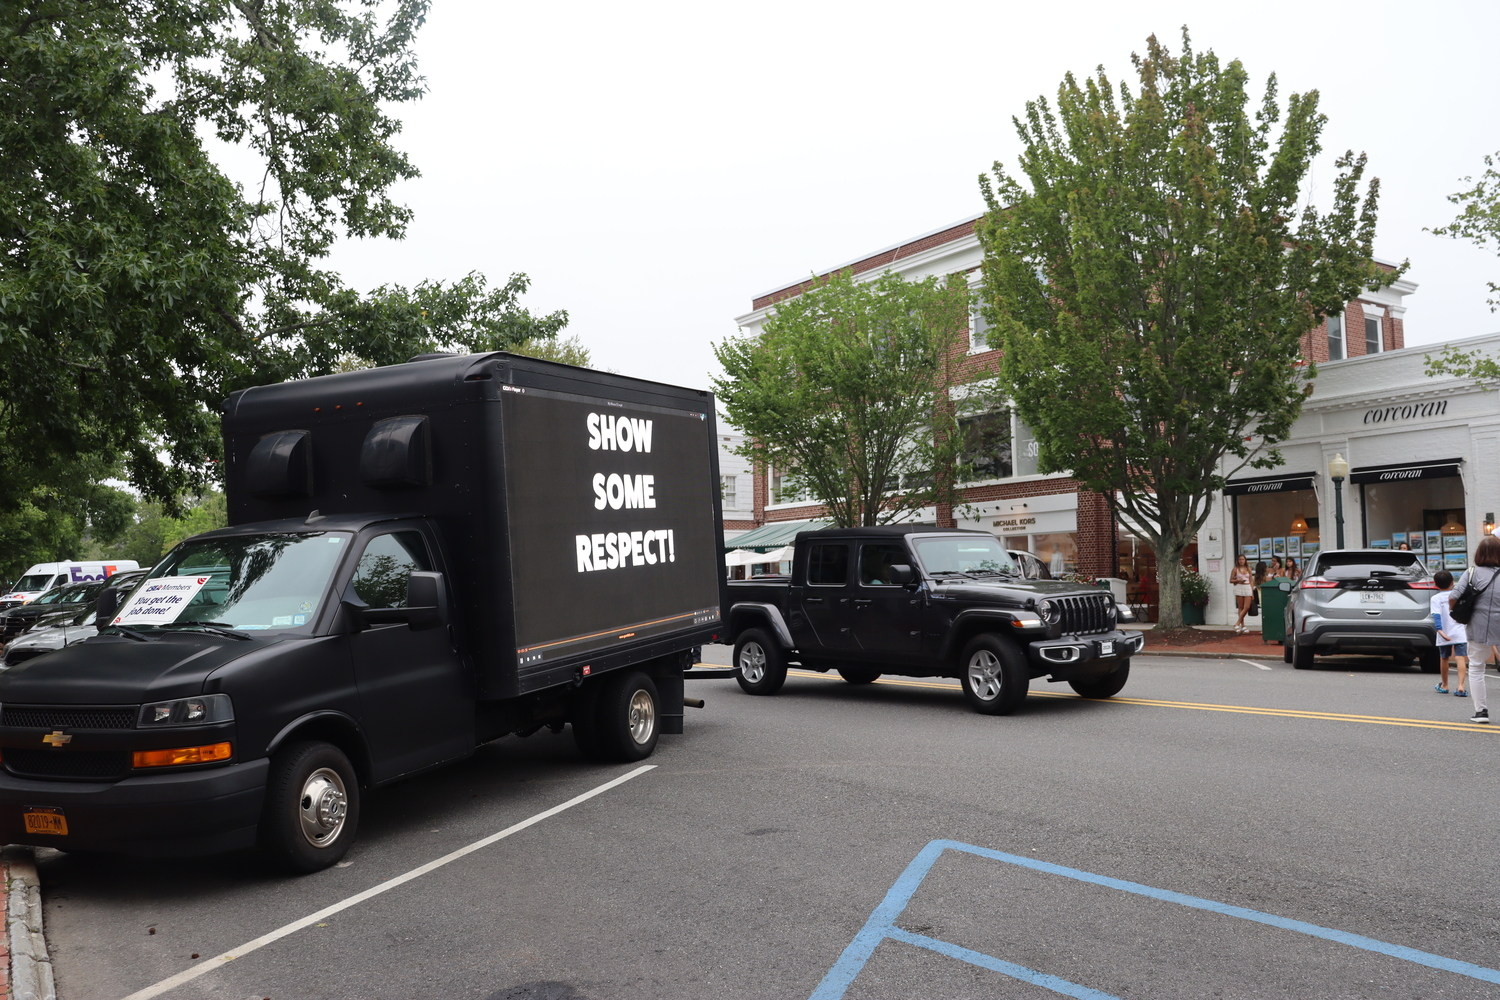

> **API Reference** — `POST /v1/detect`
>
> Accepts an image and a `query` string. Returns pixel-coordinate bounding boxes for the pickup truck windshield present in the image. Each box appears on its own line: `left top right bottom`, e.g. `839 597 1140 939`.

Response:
911 535 1017 576
139 532 353 631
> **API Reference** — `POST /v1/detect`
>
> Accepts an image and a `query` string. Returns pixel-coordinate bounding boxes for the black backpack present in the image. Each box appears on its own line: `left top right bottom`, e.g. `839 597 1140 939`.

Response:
1451 568 1497 626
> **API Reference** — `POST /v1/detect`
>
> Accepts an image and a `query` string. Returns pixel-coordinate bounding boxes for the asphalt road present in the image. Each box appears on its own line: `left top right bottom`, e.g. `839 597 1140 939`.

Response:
35 648 1500 1000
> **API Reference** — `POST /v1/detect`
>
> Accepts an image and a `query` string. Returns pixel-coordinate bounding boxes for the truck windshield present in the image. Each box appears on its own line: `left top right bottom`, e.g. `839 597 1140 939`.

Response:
8 574 53 593
910 535 1017 576
137 532 353 631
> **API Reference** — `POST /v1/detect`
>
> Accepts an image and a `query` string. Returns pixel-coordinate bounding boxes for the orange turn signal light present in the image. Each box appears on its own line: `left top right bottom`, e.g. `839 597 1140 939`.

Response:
132 742 232 768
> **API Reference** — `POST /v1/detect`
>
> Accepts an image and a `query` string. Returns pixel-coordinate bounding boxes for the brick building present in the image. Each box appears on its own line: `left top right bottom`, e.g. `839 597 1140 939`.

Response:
729 214 1417 619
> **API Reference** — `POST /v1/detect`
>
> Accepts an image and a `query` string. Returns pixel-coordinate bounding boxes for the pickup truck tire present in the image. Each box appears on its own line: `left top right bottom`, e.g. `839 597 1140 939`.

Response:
1068 659 1130 699
838 666 881 685
259 740 361 873
735 629 788 695
959 634 1028 715
594 670 660 761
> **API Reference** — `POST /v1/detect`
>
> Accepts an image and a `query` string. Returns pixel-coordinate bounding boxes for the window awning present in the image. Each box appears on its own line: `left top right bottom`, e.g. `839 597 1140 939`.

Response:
724 519 832 552
1349 459 1463 484
1223 472 1318 496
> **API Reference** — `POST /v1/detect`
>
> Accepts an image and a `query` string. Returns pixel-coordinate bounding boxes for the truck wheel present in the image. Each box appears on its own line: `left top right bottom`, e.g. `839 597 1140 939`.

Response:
735 629 788 695
959 635 1028 715
1069 659 1130 699
838 666 881 685
1283 638 1293 664
594 670 660 762
259 741 360 874
1293 643 1315 670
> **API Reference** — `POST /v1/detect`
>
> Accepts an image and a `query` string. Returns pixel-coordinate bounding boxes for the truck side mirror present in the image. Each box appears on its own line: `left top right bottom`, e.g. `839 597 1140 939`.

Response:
94 588 122 629
404 571 447 631
888 564 916 587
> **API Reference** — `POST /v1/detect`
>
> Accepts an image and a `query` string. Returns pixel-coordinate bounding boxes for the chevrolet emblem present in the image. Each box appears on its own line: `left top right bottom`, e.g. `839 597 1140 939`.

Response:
41 731 72 747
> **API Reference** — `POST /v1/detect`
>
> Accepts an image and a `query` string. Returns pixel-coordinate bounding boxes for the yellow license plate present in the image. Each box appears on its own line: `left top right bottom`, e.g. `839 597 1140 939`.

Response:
23 808 67 836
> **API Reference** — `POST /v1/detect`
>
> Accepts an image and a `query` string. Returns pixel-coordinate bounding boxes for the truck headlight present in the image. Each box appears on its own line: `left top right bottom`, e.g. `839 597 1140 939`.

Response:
137 693 234 728
1036 600 1059 624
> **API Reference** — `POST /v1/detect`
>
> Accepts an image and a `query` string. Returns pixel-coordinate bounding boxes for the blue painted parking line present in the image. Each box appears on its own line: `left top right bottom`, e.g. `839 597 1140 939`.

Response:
809 839 1500 999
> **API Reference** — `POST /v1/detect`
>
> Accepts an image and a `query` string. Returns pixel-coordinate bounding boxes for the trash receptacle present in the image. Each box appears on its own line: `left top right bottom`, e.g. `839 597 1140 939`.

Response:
1259 580 1291 644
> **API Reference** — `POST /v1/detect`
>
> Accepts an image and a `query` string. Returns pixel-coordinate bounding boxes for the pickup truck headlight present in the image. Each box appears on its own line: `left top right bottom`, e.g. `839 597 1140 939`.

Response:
1036 600 1059 624
138 693 234 728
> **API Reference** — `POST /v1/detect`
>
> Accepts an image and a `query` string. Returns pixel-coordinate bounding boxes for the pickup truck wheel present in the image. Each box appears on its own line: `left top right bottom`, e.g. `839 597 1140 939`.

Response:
838 666 881 685
594 670 660 762
735 629 788 695
1069 659 1130 698
959 635 1028 715
259 741 361 874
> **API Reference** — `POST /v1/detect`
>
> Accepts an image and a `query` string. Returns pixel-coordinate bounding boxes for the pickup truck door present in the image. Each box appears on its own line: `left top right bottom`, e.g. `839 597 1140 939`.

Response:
793 540 857 652
852 542 923 662
346 527 472 783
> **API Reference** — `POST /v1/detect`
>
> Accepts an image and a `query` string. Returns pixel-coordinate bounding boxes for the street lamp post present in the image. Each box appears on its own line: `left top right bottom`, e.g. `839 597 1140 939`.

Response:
1328 453 1349 550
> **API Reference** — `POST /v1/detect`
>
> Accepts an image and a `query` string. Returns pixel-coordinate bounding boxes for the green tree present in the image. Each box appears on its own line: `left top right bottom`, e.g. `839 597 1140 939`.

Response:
713 269 970 527
978 30 1391 628
1431 150 1500 310
1 0 566 519
509 333 597 368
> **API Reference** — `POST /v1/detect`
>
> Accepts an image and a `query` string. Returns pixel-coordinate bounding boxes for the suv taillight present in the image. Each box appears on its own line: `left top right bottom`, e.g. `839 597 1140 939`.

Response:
1407 580 1439 590
1299 576 1339 589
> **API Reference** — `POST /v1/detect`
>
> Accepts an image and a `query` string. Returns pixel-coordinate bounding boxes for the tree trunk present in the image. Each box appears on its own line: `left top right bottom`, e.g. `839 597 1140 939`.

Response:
1155 534 1186 629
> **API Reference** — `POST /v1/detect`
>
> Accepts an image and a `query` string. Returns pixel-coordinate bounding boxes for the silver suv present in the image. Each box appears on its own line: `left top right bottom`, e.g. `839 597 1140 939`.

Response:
1283 550 1440 670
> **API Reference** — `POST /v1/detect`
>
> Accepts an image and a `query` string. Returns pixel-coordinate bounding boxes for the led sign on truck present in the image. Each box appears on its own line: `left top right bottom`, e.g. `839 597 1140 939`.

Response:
501 386 721 667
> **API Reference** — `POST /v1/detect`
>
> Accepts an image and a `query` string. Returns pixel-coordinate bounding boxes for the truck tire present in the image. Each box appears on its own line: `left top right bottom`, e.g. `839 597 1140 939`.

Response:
594 670 660 762
259 740 361 874
1293 643 1315 670
838 666 881 685
959 634 1028 715
735 628 788 695
1069 659 1130 699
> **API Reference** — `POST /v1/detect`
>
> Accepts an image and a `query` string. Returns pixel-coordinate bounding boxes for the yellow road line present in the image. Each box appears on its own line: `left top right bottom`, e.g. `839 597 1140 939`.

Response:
774 668 1497 734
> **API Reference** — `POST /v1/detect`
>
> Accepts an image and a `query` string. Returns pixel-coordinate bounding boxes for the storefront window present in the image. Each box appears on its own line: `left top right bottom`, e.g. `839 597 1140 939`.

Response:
957 410 1012 482
1117 531 1157 622
1003 533 1079 578
1233 488 1321 578
1361 476 1466 573
1014 416 1041 477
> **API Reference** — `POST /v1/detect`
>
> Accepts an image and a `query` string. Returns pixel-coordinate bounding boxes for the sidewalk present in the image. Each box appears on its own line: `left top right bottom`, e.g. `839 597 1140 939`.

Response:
1134 621 1285 661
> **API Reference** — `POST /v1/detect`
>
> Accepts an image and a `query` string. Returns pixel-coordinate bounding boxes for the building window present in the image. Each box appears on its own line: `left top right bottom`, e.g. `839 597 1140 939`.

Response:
721 475 737 508
1364 311 1382 354
969 304 991 352
1327 313 1344 360
958 410 1013 482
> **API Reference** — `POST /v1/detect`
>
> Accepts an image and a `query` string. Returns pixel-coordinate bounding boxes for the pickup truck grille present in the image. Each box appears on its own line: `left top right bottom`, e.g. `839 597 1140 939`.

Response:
1056 594 1113 635
4 749 132 781
2 706 137 730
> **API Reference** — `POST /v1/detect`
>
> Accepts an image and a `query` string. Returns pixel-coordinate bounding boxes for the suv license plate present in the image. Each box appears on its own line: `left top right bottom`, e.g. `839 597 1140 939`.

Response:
23 807 66 836
1098 641 1114 656
1360 592 1386 604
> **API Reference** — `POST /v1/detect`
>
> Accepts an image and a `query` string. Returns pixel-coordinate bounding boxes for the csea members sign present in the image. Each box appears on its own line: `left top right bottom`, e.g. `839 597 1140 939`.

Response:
501 385 721 666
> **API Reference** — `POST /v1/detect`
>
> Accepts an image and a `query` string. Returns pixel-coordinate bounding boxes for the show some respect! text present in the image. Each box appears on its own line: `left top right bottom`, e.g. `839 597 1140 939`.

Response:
577 412 676 573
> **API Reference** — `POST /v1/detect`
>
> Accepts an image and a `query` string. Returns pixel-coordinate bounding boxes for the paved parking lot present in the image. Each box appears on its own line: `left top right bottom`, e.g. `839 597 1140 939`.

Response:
36 649 1500 999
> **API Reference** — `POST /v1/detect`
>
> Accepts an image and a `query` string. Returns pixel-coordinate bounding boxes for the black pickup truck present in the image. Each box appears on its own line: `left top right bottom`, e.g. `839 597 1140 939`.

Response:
724 526 1143 714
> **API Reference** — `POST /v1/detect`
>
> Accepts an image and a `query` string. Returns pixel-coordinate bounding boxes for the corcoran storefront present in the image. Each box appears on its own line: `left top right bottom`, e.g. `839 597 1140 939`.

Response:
1200 334 1500 626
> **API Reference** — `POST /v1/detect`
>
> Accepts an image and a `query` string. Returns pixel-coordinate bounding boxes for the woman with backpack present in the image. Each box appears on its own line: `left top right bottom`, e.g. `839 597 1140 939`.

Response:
1449 534 1500 724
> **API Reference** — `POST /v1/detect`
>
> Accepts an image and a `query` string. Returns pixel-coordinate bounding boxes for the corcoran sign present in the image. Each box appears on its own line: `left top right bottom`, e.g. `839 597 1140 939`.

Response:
1363 399 1448 425
1348 460 1463 485
1223 474 1317 496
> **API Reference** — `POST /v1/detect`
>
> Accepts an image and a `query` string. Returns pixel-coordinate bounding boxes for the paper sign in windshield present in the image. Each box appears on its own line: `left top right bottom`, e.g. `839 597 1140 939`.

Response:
113 576 211 626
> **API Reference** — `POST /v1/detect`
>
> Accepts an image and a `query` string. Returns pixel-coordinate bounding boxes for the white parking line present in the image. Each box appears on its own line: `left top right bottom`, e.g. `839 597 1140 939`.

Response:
1239 659 1274 671
119 764 656 1000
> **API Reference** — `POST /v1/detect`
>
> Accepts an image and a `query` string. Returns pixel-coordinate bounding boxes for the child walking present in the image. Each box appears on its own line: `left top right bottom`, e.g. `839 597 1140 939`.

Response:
1431 570 1468 696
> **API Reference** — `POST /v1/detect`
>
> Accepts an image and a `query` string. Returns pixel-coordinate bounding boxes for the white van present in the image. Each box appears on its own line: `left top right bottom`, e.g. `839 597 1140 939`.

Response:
0 561 141 608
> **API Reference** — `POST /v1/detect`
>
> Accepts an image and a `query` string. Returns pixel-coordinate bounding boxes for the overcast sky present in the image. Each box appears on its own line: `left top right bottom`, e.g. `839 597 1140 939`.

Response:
325 0 1500 392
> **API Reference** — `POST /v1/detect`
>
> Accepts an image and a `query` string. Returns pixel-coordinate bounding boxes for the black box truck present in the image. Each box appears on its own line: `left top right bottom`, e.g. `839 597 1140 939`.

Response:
0 353 726 871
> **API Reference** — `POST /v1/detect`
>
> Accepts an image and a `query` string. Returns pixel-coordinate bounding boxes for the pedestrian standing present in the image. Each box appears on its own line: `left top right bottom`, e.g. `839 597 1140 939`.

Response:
1269 556 1285 580
1430 569 1466 696
1449 536 1500 723
1231 554 1254 633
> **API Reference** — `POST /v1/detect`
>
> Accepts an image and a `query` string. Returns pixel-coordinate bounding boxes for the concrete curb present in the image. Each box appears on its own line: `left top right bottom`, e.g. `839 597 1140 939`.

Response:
1143 648 1282 661
3 847 54 1000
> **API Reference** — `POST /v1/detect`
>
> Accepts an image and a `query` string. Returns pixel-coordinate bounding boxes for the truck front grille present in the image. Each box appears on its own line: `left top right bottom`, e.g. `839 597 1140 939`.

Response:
1056 594 1113 635
4 749 132 781
2 706 137 730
